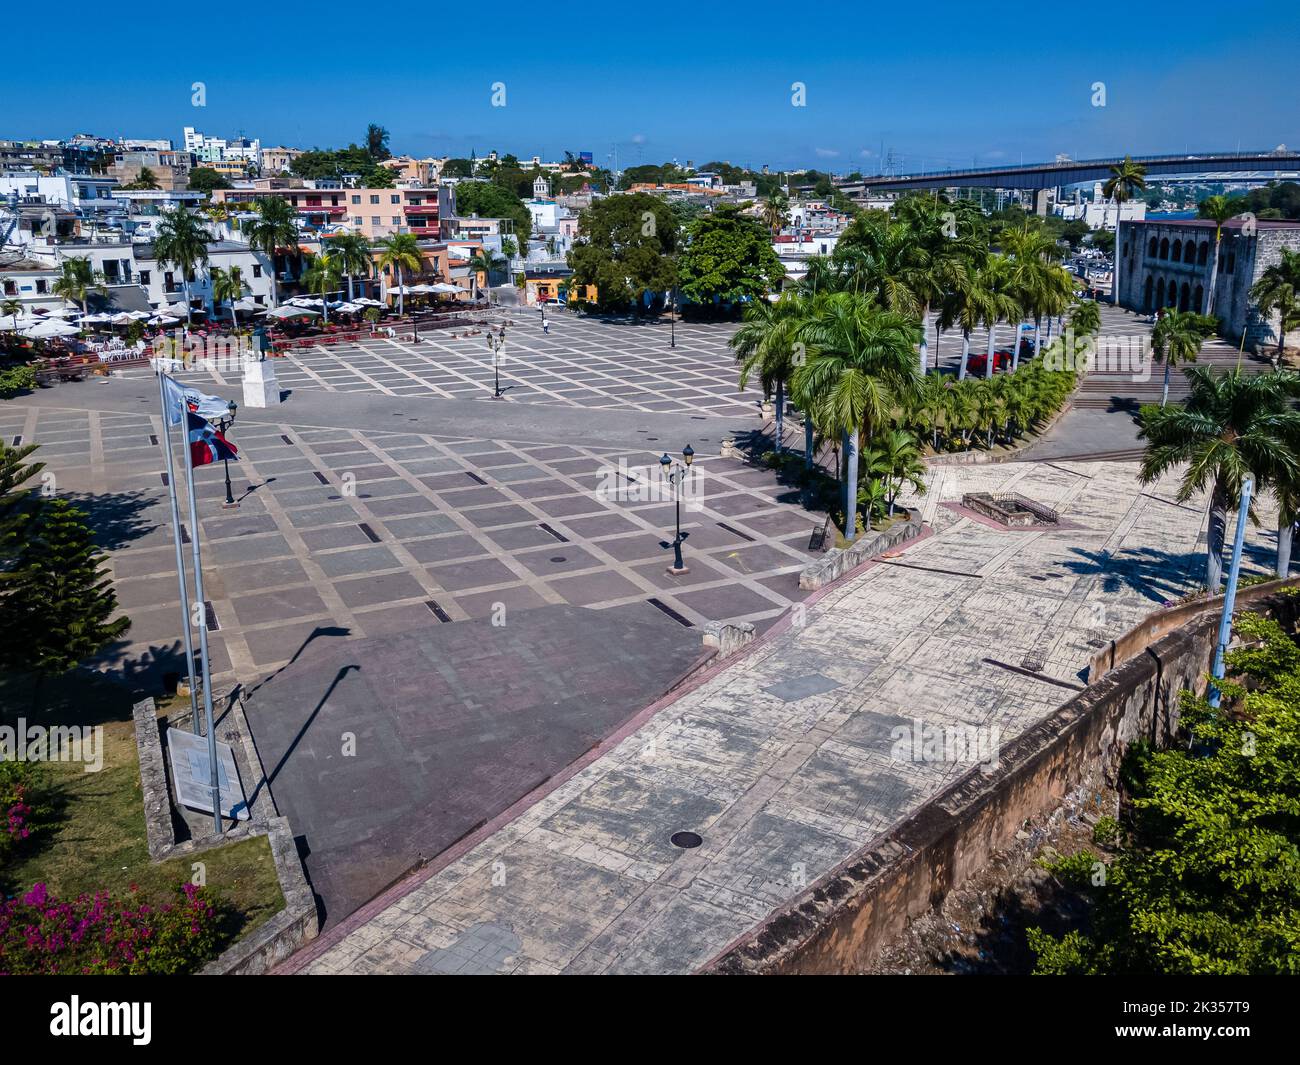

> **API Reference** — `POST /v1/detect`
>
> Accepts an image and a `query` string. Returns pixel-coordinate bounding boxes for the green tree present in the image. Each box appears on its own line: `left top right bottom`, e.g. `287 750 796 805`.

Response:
242 197 299 308
568 193 679 312
1138 366 1300 590
1002 222 1073 366
1030 612 1300 974
865 428 927 516
0 443 45 584
209 265 245 329
52 257 106 316
301 253 342 322
465 249 496 301
0 497 130 701
152 209 212 325
1150 309 1215 406
451 182 531 252
1197 194 1235 315
792 292 921 541
366 124 391 161
187 167 232 195
677 206 784 311
1102 155 1147 307
731 293 805 457
1250 248 1300 365
325 231 374 301
376 233 422 316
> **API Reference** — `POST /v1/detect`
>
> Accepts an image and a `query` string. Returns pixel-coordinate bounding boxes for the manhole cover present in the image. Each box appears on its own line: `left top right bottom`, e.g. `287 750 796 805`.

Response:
550 556 567 563
670 831 702 849
1021 651 1046 673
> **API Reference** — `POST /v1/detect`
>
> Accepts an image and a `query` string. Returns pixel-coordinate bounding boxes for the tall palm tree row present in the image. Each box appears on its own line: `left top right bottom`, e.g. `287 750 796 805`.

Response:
152 208 212 325
300 253 343 323
377 233 422 316
731 293 806 458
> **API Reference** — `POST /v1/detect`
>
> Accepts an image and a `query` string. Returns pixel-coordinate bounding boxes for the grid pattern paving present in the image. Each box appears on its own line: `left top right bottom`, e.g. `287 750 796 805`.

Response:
232 313 759 416
3 403 826 690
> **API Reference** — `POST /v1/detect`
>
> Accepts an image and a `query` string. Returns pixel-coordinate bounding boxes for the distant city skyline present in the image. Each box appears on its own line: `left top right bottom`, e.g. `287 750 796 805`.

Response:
6 4 1297 173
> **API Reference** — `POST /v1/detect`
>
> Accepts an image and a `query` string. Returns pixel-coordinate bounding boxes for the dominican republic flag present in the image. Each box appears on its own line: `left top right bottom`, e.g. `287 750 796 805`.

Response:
187 411 238 468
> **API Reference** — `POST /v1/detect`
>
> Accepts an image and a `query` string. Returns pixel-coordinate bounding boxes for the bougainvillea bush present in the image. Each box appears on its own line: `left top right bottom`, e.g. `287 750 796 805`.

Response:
0 760 50 864
0 881 227 974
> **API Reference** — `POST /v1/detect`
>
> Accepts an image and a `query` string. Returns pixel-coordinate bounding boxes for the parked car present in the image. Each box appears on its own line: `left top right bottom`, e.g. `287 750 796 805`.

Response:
964 349 1014 375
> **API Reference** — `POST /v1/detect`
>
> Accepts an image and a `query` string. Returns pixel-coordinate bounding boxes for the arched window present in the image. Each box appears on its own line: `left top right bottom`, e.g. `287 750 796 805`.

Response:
1159 237 1169 260
1198 241 1209 265
1144 276 1154 311
1156 278 1166 306
1171 240 1182 262
1179 282 1190 312
1148 236 1158 257
1194 284 1204 311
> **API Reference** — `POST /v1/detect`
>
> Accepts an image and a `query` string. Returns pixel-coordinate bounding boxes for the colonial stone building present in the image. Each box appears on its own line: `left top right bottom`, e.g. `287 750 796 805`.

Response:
1117 217 1300 353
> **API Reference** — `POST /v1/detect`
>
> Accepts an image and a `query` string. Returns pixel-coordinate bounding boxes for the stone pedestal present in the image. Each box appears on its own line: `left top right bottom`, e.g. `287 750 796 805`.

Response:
242 357 280 408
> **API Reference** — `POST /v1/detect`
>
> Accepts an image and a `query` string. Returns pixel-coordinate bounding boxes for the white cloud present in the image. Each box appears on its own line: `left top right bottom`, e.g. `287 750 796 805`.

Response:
814 147 840 158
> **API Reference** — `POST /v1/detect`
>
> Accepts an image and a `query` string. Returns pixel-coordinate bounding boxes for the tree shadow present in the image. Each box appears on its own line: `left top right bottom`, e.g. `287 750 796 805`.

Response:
62 490 160 551
1056 546 1202 604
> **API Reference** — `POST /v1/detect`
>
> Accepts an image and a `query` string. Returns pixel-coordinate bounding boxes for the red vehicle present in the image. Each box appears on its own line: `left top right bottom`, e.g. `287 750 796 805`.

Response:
964 349 1014 375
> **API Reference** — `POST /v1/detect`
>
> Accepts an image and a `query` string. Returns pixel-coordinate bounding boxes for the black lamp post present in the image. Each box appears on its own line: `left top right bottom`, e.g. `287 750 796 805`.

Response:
215 400 238 508
670 286 677 348
486 327 509 398
659 444 695 574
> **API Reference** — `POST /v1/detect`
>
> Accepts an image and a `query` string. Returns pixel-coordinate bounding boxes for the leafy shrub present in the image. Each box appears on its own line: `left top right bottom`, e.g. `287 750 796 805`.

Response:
0 760 50 863
1091 816 1121 846
0 881 228 975
0 366 37 399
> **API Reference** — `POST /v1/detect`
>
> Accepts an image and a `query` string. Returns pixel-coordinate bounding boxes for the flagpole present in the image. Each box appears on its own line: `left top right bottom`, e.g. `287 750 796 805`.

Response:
157 372 201 734
180 407 223 835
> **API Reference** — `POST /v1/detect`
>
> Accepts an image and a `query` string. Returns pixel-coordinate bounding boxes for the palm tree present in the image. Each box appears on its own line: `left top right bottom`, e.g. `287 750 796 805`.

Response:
976 254 1021 379
792 292 921 541
731 293 804 456
1102 156 1147 308
0 298 20 318
910 371 950 451
326 231 373 301
465 249 496 302
301 253 343 324
242 197 299 308
209 265 245 329
1002 223 1073 366
1138 366 1300 592
1198 194 1235 315
1069 297 1102 339
940 271 994 382
153 209 212 325
1151 309 1213 406
867 428 927 516
762 194 789 237
377 233 422 316
52 257 107 315
1250 249 1300 365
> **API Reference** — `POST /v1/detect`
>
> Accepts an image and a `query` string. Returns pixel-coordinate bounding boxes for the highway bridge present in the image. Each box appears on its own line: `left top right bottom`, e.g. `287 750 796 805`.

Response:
836 150 1300 193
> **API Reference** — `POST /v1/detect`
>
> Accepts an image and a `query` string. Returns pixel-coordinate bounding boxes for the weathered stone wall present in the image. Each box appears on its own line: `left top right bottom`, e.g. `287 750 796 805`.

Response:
799 518 922 590
706 591 1294 975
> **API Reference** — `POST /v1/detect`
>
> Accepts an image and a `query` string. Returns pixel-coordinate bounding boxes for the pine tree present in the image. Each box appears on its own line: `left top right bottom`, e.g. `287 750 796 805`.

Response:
0 497 130 683
0 443 46 589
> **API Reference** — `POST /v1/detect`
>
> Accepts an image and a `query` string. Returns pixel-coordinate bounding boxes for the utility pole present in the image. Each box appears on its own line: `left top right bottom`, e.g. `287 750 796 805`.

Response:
1209 476 1253 709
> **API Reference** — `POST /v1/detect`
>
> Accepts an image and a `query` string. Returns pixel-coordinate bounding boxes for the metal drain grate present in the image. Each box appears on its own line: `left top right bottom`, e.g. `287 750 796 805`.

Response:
717 522 755 542
1021 650 1046 673
670 831 702 849
465 472 488 486
203 601 220 632
646 598 693 627
280 434 293 445
313 471 329 484
357 523 381 543
537 522 569 543
424 600 452 623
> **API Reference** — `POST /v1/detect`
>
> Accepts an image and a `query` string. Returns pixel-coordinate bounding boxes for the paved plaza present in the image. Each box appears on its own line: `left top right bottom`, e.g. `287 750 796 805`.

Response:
283 457 1280 974
158 311 759 418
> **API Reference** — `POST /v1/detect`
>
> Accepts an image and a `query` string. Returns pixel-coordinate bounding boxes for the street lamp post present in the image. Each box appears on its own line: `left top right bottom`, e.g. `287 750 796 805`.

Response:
486 327 509 398
215 400 238 508
659 444 695 574
670 287 677 349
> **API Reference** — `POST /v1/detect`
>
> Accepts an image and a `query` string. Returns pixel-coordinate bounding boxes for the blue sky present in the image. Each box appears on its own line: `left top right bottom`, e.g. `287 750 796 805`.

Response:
8 3 1298 172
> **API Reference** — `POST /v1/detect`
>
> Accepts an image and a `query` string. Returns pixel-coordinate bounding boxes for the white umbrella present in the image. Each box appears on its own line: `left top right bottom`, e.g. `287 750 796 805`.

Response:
232 297 263 312
429 283 462 294
265 306 321 319
0 314 38 331
42 307 79 318
127 310 152 320
110 313 135 325
149 315 180 326
23 319 81 338
352 297 385 307
80 312 115 323
334 302 363 314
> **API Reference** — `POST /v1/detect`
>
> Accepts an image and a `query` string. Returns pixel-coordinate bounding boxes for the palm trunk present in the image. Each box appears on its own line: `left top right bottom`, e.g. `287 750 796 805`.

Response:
1161 361 1171 407
774 380 785 453
396 267 404 317
1277 517 1294 578
1206 486 1229 593
182 275 193 325
985 321 996 379
804 413 814 470
1011 324 1021 372
843 427 860 544
1033 315 1042 360
1206 233 1221 315
958 330 970 381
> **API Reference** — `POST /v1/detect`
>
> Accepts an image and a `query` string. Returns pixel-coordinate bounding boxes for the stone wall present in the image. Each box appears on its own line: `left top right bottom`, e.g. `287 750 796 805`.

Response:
706 589 1295 975
799 518 922 590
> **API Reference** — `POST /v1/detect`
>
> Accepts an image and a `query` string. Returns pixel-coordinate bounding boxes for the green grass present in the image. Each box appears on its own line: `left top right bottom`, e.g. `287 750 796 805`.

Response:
1 670 284 946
